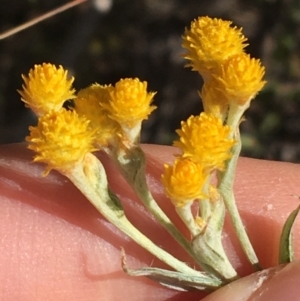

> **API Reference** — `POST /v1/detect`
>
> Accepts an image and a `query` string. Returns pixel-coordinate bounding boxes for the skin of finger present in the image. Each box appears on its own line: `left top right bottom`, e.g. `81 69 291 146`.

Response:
0 143 300 301
0 143 204 301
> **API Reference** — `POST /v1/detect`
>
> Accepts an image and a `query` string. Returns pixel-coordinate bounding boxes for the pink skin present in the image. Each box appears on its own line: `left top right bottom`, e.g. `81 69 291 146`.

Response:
0 143 300 301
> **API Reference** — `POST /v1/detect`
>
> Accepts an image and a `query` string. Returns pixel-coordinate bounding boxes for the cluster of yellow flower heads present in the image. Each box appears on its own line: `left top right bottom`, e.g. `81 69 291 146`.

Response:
19 16 266 211
19 63 156 173
161 112 235 205
183 16 266 119
161 16 266 207
16 16 269 286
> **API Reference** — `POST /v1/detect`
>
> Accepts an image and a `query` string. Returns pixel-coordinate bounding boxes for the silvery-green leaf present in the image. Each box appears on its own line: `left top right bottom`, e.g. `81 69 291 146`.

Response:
122 264 223 291
192 199 238 280
279 205 300 264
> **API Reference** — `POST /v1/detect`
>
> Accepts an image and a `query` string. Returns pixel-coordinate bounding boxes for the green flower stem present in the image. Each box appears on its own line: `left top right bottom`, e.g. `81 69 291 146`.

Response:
175 202 201 237
65 153 209 277
114 146 213 271
218 132 260 270
226 102 250 131
192 198 238 280
198 177 212 222
199 199 212 222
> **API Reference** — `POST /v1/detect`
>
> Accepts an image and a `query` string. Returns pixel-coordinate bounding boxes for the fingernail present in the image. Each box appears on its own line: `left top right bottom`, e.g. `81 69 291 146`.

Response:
247 261 300 301
203 264 287 301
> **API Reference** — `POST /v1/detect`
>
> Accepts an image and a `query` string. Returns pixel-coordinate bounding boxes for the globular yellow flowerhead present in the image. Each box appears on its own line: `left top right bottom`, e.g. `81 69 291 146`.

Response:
174 113 236 171
104 78 156 128
162 157 208 207
74 84 122 147
200 79 229 120
213 53 266 105
182 16 247 77
27 108 97 175
18 63 76 116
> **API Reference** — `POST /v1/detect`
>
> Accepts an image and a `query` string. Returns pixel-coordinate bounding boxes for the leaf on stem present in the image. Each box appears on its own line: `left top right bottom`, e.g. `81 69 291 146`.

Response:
279 205 300 264
121 249 223 291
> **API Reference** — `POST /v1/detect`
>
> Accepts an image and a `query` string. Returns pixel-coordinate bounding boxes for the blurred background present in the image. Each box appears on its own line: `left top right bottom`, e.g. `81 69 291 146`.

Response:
0 0 300 161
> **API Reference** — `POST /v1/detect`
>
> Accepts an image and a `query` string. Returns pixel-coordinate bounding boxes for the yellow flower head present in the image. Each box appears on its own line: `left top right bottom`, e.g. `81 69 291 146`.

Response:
74 84 122 147
200 79 229 119
27 108 97 175
213 53 266 105
18 63 76 116
104 78 156 128
174 112 236 171
182 16 247 76
162 157 208 207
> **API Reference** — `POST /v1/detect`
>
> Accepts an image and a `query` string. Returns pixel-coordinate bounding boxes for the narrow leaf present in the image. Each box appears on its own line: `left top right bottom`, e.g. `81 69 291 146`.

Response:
279 205 300 264
121 249 223 291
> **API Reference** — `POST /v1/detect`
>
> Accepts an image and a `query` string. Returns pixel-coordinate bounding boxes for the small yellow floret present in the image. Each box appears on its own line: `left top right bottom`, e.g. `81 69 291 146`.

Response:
208 185 221 203
162 157 208 207
195 216 207 230
174 113 236 171
74 84 122 147
182 16 247 75
18 63 75 116
27 108 97 175
104 78 156 128
213 53 266 105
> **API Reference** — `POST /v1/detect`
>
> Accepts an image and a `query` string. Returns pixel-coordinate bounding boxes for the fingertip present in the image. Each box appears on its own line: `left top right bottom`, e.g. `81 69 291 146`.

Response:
202 261 300 301
248 260 300 301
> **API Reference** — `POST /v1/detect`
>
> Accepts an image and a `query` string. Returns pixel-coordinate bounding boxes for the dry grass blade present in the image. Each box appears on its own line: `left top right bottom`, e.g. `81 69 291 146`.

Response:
0 0 87 40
